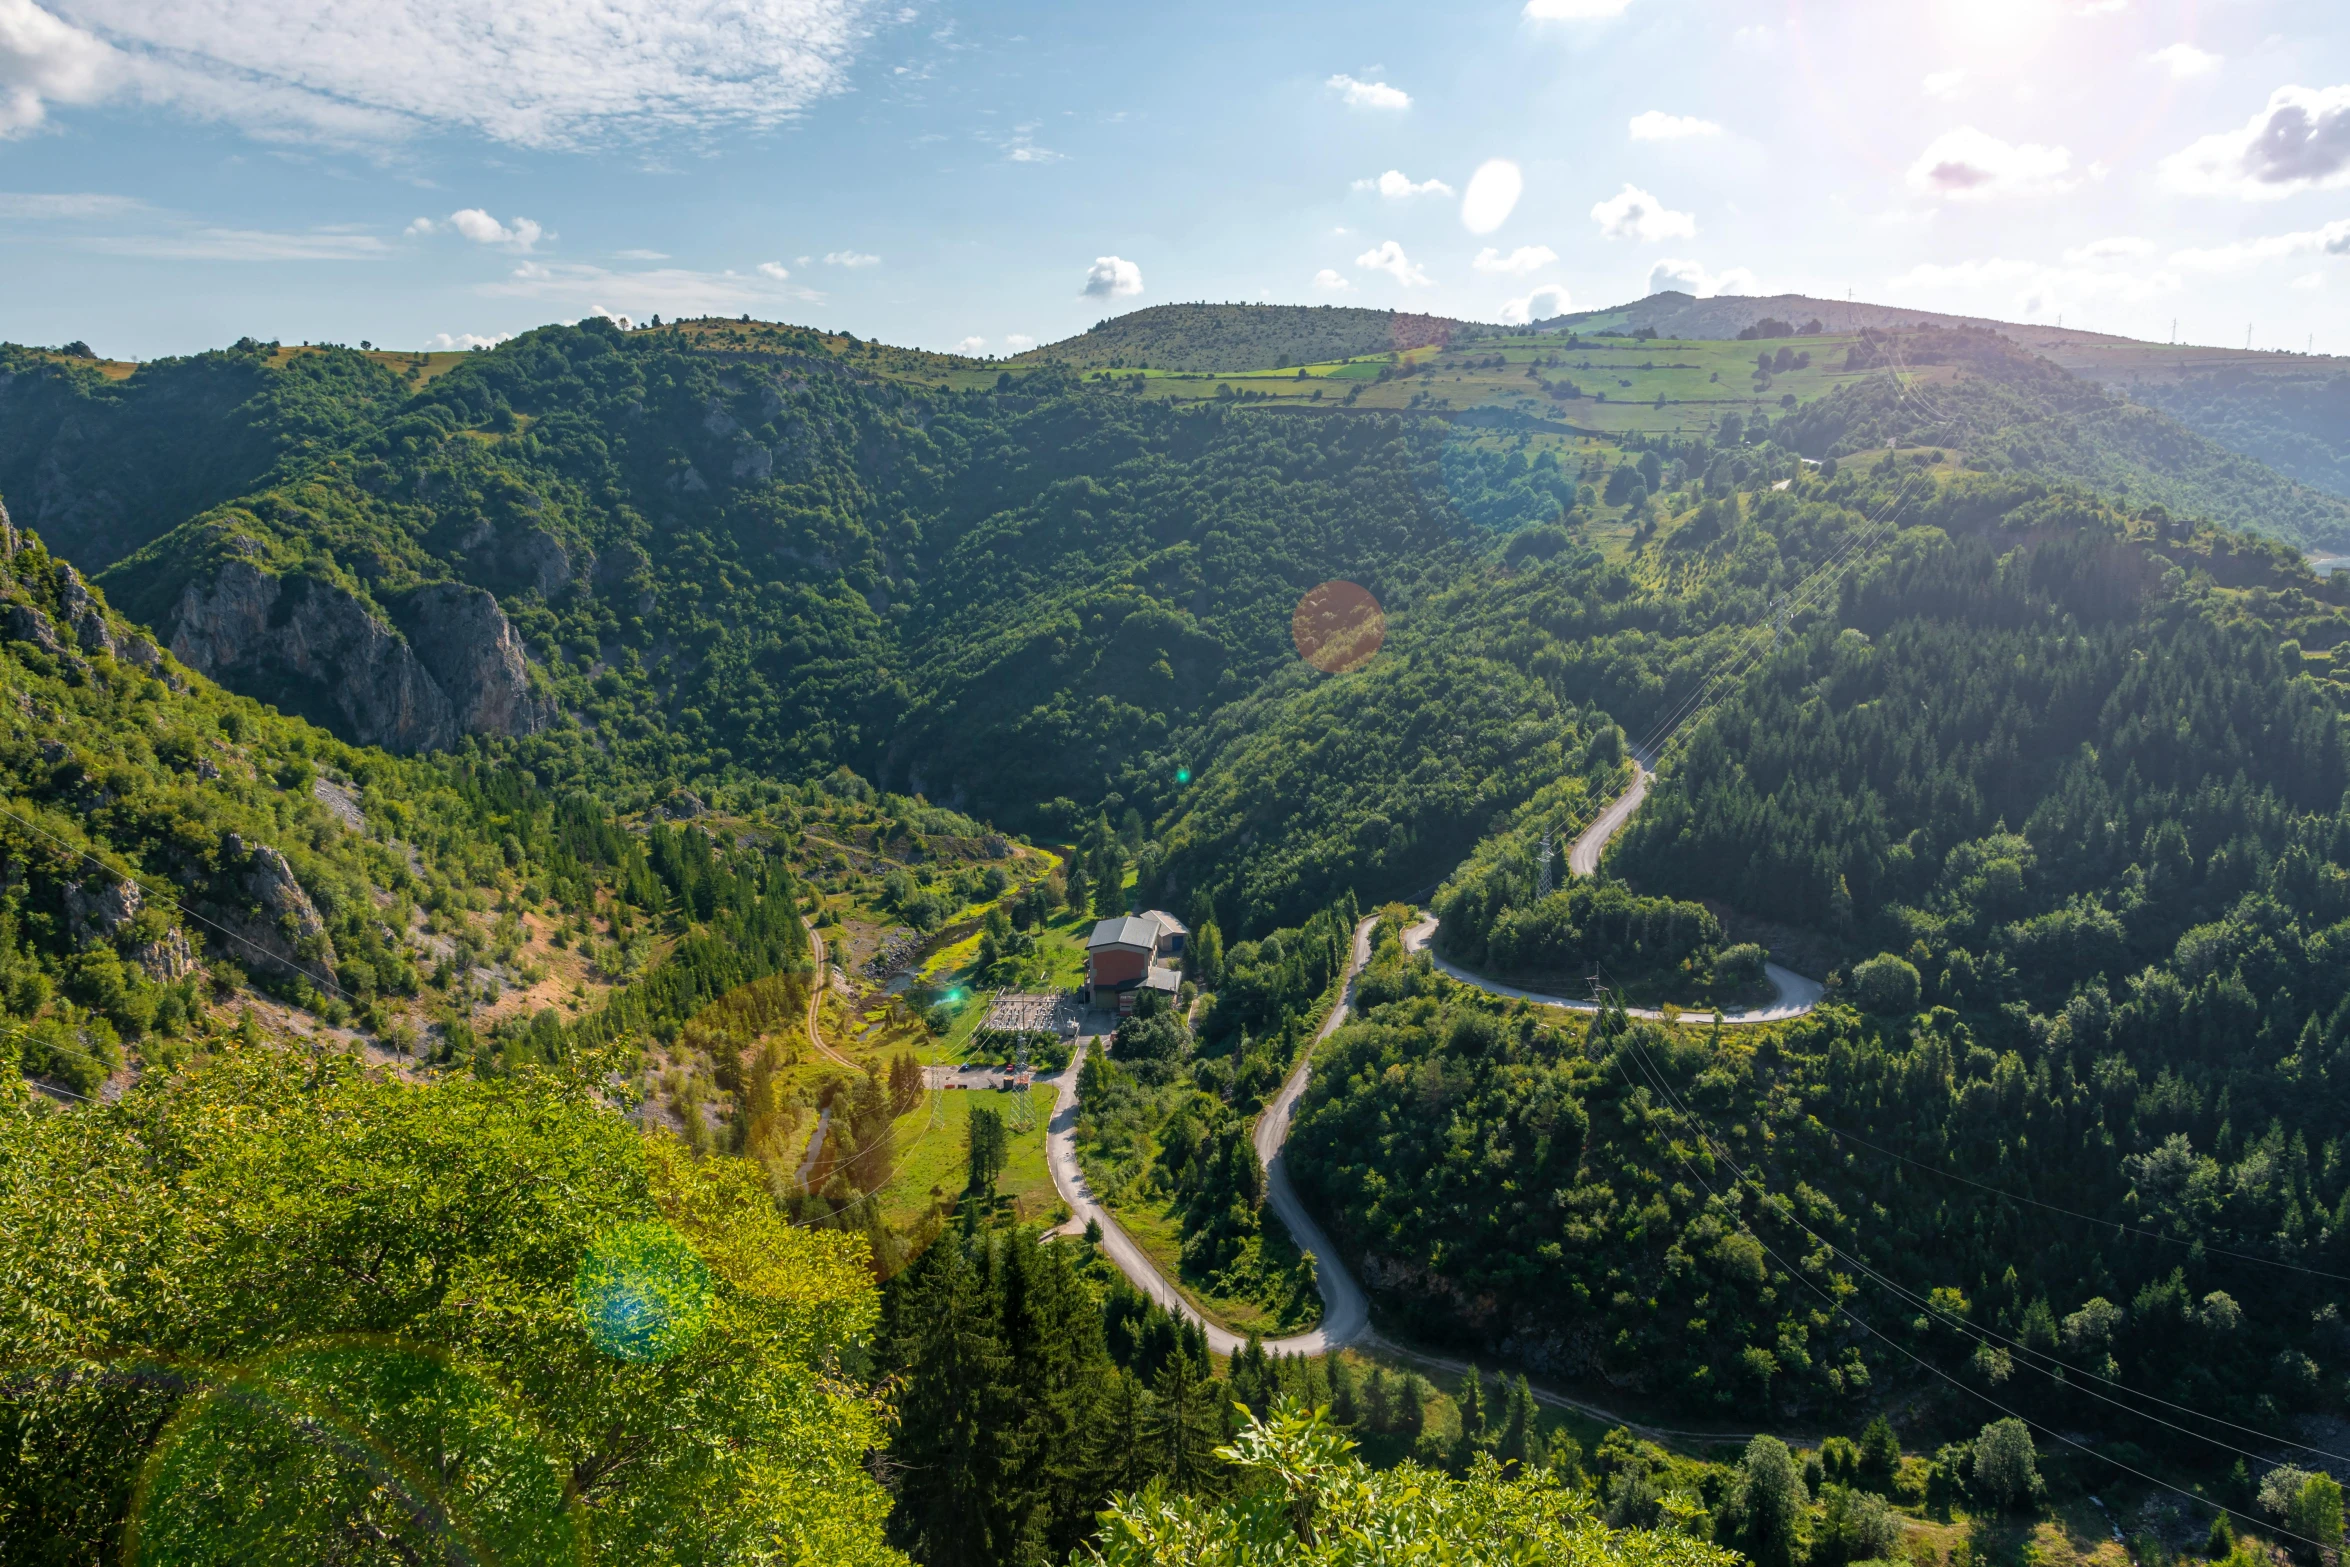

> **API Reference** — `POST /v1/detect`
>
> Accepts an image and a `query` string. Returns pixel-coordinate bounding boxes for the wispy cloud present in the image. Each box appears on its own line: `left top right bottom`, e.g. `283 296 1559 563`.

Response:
2148 43 2221 80
1327 73 1409 111
1628 110 1720 140
483 259 819 315
1647 258 1758 297
1354 169 1452 199
0 189 150 219
1905 127 2078 199
2169 218 2350 272
90 226 394 261
413 208 542 249
1523 0 1633 19
0 0 880 148
1355 239 1429 287
824 249 880 266
1473 244 1556 275
1890 255 2182 319
757 260 791 279
1591 183 1695 241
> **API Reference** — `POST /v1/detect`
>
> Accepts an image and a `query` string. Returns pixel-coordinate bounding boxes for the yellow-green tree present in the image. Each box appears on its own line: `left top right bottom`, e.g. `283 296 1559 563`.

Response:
0 1052 901 1566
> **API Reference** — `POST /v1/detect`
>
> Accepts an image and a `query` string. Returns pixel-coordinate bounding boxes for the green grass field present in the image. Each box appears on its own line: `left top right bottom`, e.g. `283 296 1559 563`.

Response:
1075 333 1889 439
876 1081 1061 1229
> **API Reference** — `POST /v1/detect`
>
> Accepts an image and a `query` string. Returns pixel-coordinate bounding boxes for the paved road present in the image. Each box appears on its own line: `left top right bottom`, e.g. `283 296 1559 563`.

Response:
1569 753 1653 878
1044 915 1378 1356
1401 916 1823 1026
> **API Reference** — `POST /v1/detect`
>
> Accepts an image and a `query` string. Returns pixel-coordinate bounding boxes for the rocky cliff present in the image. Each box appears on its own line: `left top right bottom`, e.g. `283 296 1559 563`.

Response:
192 830 339 990
166 559 542 754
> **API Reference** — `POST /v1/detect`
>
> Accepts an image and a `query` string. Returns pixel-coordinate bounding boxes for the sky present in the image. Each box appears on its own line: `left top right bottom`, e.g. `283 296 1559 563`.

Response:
2 0 2349 360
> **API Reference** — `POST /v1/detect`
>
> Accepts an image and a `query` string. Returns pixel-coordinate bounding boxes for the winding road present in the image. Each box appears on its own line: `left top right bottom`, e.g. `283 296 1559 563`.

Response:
1042 758 1825 1366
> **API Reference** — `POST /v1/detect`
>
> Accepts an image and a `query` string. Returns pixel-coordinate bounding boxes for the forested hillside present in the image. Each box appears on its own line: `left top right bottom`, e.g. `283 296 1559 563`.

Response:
1287 460 2350 1445
2128 365 2350 503
1777 326 2350 551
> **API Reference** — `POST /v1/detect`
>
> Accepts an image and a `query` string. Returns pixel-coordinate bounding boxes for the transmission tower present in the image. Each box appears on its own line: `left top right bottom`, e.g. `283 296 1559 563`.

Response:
1537 830 1555 897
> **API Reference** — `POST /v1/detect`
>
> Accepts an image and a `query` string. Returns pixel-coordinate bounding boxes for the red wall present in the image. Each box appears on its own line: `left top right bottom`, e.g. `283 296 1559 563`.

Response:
1089 948 1147 986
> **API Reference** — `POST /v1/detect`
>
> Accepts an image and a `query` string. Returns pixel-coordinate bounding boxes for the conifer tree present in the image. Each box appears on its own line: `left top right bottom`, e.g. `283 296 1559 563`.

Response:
1149 1349 1226 1495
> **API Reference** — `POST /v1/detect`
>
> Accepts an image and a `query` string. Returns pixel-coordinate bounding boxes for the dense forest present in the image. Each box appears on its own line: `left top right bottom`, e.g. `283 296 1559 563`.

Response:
1777 327 2350 552
2128 366 2350 505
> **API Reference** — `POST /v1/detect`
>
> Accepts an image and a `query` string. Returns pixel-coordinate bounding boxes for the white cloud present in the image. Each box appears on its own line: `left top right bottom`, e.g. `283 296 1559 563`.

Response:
1081 254 1142 298
588 305 634 329
89 226 393 260
1355 239 1430 287
1354 168 1452 199
2148 43 2220 80
757 260 790 279
1004 127 1062 163
1460 158 1522 235
1498 283 1570 324
1523 0 1632 17
483 259 816 316
428 330 510 350
2292 272 2324 291
2063 235 2153 263
2169 218 2350 272
444 208 542 249
0 188 144 218
1326 73 1409 111
1591 182 1695 241
5 0 873 147
1890 256 2183 319
1647 258 1759 297
0 0 116 137
1923 69 1966 102
823 249 879 266
613 247 668 260
1312 267 1352 291
953 336 985 354
2161 85 2350 200
1004 333 1035 350
1628 110 1720 141
1473 244 1556 275
1905 126 2077 199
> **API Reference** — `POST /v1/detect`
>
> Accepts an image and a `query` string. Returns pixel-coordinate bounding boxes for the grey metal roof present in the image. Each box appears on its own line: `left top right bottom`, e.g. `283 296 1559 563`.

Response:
1087 915 1159 951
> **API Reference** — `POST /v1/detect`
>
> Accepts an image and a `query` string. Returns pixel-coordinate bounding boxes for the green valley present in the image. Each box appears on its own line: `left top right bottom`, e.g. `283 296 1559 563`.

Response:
6 296 2350 1567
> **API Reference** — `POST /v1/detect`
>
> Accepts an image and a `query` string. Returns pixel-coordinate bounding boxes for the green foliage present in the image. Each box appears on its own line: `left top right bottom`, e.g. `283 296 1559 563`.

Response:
1970 1419 2040 1510
0 1054 898 1564
1090 1399 1741 1567
1719 1436 1808 1567
1847 953 1920 1015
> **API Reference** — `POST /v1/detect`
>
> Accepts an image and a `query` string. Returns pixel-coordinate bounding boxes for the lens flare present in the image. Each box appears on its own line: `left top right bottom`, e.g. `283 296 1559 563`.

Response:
574 1221 713 1364
1291 581 1386 675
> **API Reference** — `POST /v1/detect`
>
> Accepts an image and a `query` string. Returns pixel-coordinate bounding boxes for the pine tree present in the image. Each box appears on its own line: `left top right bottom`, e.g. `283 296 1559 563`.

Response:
1397 1372 1425 1438
1497 1374 1535 1468
1093 1368 1158 1499
1329 1354 1360 1427
1149 1349 1226 1495
1458 1363 1490 1445
885 1238 1012 1567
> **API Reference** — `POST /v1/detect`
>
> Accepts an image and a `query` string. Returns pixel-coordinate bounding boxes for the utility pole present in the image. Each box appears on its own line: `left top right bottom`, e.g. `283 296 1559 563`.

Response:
2170 318 2177 345
2247 324 2254 350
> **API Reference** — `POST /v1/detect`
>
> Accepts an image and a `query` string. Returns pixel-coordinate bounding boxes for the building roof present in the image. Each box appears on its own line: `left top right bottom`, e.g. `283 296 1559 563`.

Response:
1142 964 1180 992
1087 915 1161 952
1139 909 1187 936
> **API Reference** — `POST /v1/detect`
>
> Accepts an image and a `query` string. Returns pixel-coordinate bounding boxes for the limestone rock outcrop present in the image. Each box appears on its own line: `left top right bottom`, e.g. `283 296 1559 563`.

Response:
166 560 542 754
200 830 338 989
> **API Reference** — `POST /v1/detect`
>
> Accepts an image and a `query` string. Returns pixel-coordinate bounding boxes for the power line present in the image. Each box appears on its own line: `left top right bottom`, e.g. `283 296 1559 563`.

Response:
1817 1119 2350 1285
1599 1026 2350 1522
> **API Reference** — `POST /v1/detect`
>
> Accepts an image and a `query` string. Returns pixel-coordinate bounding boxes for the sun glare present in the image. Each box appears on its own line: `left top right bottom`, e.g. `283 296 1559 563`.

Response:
1927 0 2065 59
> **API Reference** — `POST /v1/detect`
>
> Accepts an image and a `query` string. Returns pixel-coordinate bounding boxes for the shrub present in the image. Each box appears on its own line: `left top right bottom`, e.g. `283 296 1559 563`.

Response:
1848 954 1920 1015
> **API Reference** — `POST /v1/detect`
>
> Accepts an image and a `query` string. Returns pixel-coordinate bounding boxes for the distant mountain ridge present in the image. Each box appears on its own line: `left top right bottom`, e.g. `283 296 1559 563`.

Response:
1018 303 1464 372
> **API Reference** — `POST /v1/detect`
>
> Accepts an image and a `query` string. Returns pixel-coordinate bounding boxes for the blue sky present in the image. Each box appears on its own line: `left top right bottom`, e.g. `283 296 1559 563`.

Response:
3 0 2348 360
